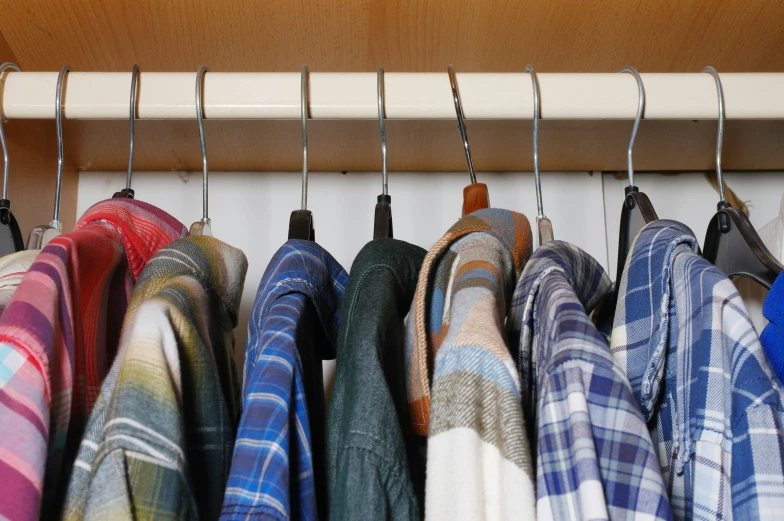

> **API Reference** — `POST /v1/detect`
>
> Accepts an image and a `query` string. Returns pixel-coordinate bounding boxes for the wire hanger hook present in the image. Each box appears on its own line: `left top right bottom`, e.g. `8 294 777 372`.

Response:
703 66 726 205
51 65 70 231
525 65 553 244
113 64 139 199
0 62 20 225
447 64 476 184
378 66 388 197
300 64 309 211
196 65 210 226
619 66 645 189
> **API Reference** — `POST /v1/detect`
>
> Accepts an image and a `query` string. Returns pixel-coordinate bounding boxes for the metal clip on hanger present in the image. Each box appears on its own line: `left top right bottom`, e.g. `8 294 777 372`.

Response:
702 66 782 288
0 62 25 254
448 65 489 216
113 64 139 199
373 67 393 240
288 64 315 241
614 66 658 284
189 65 212 236
27 65 69 250
525 65 553 245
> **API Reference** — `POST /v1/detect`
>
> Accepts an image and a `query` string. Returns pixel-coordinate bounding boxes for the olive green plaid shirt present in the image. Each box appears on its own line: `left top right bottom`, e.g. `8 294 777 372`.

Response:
62 236 247 520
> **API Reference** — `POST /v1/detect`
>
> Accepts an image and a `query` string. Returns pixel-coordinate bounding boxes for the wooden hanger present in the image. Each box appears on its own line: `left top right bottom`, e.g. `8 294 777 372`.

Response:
113 64 139 200
373 67 393 240
448 65 490 216
27 65 69 249
702 66 782 287
289 65 315 241
189 65 213 237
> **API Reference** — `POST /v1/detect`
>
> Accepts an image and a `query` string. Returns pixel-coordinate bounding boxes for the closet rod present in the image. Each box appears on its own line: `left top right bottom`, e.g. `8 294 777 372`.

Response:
2 72 784 121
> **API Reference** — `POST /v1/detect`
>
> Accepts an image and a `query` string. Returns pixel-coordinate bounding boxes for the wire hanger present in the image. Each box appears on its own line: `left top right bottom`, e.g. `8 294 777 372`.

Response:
525 65 553 245
702 66 782 288
448 64 489 216
0 62 25 254
614 66 658 284
113 64 139 199
189 65 212 236
288 64 315 241
27 65 70 250
373 67 393 240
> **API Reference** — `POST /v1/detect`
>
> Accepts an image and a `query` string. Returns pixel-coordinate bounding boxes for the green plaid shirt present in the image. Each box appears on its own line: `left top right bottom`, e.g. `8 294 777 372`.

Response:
62 236 247 520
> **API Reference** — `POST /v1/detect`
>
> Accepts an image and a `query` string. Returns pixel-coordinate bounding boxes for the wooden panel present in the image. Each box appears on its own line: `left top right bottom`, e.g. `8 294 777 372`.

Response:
61 118 784 173
0 36 78 234
0 0 782 73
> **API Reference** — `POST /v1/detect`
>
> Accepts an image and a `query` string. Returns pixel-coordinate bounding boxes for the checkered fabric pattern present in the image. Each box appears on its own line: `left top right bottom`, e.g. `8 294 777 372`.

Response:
510 241 673 521
221 240 347 521
611 220 784 520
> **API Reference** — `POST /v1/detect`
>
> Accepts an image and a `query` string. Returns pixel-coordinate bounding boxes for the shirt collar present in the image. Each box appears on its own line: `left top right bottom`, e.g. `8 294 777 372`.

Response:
613 219 700 419
131 235 248 331
254 240 348 356
75 199 187 281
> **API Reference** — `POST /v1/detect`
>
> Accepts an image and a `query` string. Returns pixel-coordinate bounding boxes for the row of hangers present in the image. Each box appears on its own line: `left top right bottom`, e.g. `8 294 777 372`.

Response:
0 62 780 300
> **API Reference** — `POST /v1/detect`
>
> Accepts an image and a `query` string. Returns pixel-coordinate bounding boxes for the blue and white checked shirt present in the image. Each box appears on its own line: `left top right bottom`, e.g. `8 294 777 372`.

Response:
611 220 784 520
509 241 673 521
221 240 348 521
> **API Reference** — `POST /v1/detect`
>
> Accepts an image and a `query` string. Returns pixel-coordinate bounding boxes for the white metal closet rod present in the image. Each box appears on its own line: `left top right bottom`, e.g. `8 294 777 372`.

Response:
2 72 783 120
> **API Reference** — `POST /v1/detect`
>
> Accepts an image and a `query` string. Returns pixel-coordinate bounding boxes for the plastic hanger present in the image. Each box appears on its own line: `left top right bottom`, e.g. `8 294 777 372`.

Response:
702 66 782 288
0 62 25 255
288 65 315 241
447 64 489 216
614 66 658 285
189 65 212 236
525 65 553 245
27 65 69 249
373 67 392 240
113 64 139 199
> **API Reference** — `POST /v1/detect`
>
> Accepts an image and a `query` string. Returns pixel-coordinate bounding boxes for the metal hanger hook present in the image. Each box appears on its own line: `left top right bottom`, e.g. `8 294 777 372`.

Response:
619 66 645 188
52 65 70 230
195 65 209 225
0 62 20 206
447 64 476 184
378 67 388 196
300 64 309 211
703 66 726 204
524 65 545 220
126 64 139 192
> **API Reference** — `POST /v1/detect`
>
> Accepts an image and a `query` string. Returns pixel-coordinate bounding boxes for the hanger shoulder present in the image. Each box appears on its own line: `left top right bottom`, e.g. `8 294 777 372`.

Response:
615 190 659 285
704 207 783 289
462 183 490 216
289 209 315 241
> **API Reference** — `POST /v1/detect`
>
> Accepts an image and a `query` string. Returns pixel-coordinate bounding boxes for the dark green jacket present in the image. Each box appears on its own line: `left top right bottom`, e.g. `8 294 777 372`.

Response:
326 239 427 520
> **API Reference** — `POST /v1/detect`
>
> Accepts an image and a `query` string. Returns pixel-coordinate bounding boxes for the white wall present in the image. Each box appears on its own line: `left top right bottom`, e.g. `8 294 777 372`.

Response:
77 170 784 377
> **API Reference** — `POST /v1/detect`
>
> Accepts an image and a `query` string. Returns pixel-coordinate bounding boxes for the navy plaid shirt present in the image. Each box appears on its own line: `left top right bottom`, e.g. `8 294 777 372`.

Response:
221 240 348 521
510 241 673 520
611 220 784 520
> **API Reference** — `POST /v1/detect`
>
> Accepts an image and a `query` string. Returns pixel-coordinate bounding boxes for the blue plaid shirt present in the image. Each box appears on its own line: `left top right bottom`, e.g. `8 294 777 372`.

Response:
611 220 784 520
221 240 348 521
510 241 673 521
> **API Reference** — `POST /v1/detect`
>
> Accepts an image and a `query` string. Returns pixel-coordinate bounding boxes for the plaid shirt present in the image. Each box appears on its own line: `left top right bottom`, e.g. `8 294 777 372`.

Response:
509 241 672 521
611 220 784 520
63 236 247 520
222 240 347 521
0 200 186 521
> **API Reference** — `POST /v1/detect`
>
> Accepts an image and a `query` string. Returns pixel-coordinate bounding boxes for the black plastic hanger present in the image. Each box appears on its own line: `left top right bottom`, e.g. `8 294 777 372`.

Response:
525 65 553 245
289 65 315 241
614 66 658 287
113 64 139 199
447 65 489 216
189 65 212 236
701 66 782 288
373 67 393 240
0 62 24 255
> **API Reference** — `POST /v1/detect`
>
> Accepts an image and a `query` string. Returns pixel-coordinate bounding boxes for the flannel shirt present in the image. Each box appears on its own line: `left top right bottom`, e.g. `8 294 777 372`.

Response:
405 209 535 521
0 250 37 316
222 240 348 521
611 219 784 520
0 199 186 521
63 236 246 520
509 241 673 521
